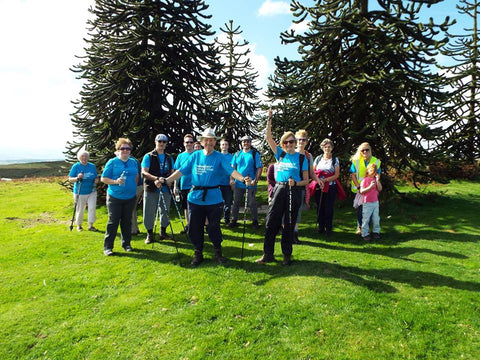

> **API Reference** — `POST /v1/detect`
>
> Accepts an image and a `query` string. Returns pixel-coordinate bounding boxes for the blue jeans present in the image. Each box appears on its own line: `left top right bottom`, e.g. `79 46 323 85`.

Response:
220 185 233 222
188 201 223 251
361 201 380 237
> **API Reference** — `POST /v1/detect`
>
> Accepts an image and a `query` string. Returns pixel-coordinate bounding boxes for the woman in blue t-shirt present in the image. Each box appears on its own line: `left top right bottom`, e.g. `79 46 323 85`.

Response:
68 150 98 232
256 109 310 266
101 138 139 256
164 128 250 266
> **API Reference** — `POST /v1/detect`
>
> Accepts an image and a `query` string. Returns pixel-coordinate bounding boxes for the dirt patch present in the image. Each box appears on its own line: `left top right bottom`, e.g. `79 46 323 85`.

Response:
4 212 68 228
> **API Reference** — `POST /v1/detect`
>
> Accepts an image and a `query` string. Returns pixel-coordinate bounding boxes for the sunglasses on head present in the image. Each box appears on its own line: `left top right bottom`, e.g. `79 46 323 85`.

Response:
119 147 131 151
283 139 296 145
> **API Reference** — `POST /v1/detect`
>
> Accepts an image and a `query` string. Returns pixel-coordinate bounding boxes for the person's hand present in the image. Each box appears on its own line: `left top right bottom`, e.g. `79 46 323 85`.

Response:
77 172 84 180
154 178 164 188
116 177 125 185
375 174 380 181
229 179 235 187
244 176 252 187
94 177 99 184
288 177 296 187
166 177 173 187
317 179 324 189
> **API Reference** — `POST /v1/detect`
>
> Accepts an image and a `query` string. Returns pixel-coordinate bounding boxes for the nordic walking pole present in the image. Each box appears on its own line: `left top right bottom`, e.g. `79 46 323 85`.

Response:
168 187 186 233
241 185 249 263
158 189 182 266
316 186 324 233
289 177 293 245
152 193 162 249
69 178 82 231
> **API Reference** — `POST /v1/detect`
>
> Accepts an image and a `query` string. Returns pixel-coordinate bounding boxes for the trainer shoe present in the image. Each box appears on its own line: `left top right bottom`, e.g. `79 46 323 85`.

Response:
362 235 371 241
77 226 83 232
372 233 381 240
145 233 154 244
88 226 98 232
160 232 172 240
124 246 133 252
104 249 113 256
255 254 275 264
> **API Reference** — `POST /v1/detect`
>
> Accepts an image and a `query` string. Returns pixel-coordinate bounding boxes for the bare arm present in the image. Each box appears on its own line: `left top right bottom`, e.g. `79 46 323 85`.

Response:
266 109 277 153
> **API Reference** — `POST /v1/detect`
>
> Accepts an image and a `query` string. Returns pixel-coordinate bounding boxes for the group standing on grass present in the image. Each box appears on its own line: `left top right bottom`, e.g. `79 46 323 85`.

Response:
68 109 382 264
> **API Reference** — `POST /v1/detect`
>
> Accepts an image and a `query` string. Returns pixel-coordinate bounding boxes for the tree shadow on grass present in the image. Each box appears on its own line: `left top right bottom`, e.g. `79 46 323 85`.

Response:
231 259 480 294
300 240 469 263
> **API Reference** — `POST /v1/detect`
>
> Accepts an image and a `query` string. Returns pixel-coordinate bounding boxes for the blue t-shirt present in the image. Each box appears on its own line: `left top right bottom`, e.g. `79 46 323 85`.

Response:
174 151 194 190
232 148 263 189
274 146 308 182
219 153 233 186
178 150 234 205
68 162 97 195
102 157 139 199
141 152 173 193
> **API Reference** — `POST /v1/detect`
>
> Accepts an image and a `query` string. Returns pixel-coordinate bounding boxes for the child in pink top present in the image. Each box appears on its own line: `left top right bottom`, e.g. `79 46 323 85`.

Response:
359 163 382 241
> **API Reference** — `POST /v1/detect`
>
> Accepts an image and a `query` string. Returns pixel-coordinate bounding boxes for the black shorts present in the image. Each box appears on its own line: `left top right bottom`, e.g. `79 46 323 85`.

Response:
180 189 190 210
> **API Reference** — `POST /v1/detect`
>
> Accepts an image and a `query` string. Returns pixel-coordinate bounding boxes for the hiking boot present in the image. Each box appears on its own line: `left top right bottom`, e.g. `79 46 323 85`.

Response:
103 249 113 256
180 225 189 234
77 226 83 232
356 226 362 235
293 232 301 244
372 232 381 240
282 254 292 266
160 227 172 240
255 254 275 264
191 250 204 266
214 248 226 264
252 220 260 229
228 220 238 228
362 235 371 241
145 233 154 244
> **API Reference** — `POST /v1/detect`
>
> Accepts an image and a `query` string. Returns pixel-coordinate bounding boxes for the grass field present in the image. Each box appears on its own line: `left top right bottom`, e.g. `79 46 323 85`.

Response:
0 177 479 359
0 161 67 179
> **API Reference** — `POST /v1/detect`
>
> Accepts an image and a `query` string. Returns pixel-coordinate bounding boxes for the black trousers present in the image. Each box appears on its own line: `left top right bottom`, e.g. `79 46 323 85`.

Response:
315 184 337 233
104 195 136 250
264 184 302 256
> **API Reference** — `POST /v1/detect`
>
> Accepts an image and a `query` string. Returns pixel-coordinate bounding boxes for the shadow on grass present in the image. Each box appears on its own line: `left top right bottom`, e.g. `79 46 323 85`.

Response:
233 259 480 294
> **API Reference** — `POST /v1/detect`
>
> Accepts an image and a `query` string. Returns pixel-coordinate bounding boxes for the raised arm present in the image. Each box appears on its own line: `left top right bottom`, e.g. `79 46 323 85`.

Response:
266 108 277 153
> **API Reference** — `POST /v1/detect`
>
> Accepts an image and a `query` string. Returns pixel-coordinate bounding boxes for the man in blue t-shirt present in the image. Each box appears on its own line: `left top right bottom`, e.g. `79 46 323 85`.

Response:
164 129 252 266
229 135 263 229
173 134 195 233
219 139 234 224
141 134 174 244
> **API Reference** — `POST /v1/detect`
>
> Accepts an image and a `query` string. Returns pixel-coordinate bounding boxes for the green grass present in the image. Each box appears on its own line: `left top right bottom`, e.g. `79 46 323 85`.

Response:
0 178 479 359
0 161 67 178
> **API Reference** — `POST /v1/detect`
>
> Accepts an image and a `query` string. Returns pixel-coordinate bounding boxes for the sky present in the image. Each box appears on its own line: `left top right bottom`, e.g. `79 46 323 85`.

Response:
0 0 469 161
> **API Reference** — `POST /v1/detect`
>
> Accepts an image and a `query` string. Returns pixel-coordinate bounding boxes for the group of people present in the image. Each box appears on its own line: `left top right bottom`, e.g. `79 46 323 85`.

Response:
68 110 382 265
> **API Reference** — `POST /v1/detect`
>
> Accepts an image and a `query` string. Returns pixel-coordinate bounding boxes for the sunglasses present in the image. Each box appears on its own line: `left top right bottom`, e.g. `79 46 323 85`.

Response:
184 141 193 144
297 138 307 142
283 139 296 145
157 140 167 144
361 149 370 153
119 147 131 151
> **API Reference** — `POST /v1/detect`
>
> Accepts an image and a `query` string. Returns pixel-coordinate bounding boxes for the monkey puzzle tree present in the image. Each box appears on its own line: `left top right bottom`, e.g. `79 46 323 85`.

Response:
438 0 480 163
267 0 453 186
67 0 221 164
207 20 261 149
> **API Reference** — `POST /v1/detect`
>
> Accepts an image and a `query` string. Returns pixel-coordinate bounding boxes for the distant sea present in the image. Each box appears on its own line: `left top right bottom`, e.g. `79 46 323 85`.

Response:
0 158 64 165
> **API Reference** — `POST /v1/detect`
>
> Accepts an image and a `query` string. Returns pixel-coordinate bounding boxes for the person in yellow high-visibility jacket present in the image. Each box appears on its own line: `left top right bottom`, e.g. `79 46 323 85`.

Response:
350 142 381 235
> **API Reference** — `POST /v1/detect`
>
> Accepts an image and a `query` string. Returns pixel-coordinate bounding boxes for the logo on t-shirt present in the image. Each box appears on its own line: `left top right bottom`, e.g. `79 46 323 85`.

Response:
276 162 297 172
195 165 214 175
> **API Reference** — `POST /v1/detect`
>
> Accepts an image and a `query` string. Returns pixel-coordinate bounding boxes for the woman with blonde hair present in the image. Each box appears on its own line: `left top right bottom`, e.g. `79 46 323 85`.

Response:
350 142 381 235
256 110 311 265
101 138 140 256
